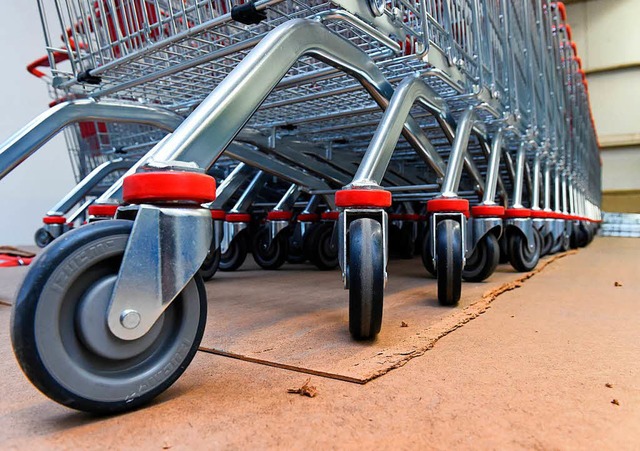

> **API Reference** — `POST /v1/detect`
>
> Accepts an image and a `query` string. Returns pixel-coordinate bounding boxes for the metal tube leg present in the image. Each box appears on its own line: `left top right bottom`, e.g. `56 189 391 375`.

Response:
230 171 269 214
481 129 504 205
532 153 541 210
512 142 527 208
543 162 551 211
441 106 476 197
210 162 253 208
0 99 182 181
349 75 448 187
47 159 132 216
274 184 300 212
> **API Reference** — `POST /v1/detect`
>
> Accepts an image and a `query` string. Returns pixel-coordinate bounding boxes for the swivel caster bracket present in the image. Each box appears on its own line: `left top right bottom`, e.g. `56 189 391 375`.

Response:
107 204 212 341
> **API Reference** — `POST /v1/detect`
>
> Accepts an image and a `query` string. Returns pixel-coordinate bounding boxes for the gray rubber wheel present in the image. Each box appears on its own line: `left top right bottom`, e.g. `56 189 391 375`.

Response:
560 230 571 251
573 223 589 248
34 227 54 248
219 234 248 271
199 242 221 281
11 220 207 414
498 233 509 264
305 222 338 270
252 226 287 270
462 233 499 282
396 224 415 259
420 229 436 277
436 219 463 306
348 218 384 340
540 231 554 256
507 228 541 272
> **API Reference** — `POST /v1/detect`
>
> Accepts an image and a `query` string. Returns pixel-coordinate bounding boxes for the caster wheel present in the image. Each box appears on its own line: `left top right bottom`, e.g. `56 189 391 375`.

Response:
252 226 287 270
576 224 589 248
560 231 571 252
414 222 425 256
396 224 415 259
569 223 589 249
219 234 248 271
462 233 499 282
420 229 436 277
286 244 306 264
498 233 509 264
552 231 570 253
348 218 384 340
199 243 221 281
540 231 554 256
569 228 579 249
304 222 338 270
436 219 463 306
11 220 207 414
34 227 54 248
508 228 541 272
586 225 595 245
388 224 401 258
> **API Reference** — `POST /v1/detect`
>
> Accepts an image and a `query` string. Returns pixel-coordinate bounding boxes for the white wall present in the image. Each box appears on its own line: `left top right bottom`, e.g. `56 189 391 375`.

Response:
0 2 75 245
567 0 640 194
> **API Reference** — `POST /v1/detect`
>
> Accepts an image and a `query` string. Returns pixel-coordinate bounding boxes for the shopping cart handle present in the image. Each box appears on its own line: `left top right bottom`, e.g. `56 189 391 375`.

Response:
26 51 70 78
552 2 567 22
571 41 578 56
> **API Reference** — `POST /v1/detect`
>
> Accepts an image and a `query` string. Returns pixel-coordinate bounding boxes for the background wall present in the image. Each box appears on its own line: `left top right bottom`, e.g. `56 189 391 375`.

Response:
567 0 640 212
0 1 75 245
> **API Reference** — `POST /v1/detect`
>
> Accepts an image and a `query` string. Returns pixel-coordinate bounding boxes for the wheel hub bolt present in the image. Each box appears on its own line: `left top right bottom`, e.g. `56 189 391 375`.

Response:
120 309 141 329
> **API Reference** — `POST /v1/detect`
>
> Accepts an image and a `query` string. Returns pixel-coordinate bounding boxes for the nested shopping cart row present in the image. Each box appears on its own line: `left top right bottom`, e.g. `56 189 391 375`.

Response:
1 0 600 413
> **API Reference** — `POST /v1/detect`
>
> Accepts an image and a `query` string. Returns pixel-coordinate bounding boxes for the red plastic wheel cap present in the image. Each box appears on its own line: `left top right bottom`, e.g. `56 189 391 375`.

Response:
530 210 550 219
88 204 118 217
266 210 293 221
210 209 226 220
225 213 251 223
335 189 392 208
321 211 340 221
503 208 532 218
297 213 319 222
43 216 66 224
123 171 216 204
471 205 505 217
427 198 469 214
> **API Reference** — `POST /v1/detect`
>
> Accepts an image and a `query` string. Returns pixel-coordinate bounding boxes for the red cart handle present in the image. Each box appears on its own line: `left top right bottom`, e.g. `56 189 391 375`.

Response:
26 51 70 78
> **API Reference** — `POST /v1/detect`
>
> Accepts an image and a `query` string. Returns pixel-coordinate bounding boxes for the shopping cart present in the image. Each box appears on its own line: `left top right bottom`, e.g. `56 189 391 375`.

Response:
34 118 169 246
2 0 600 413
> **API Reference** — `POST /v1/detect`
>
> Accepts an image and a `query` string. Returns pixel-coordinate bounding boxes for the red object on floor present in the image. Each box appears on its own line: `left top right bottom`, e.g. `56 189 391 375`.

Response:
0 255 33 267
